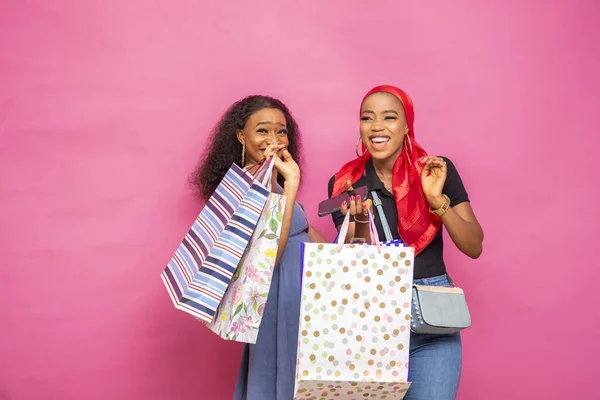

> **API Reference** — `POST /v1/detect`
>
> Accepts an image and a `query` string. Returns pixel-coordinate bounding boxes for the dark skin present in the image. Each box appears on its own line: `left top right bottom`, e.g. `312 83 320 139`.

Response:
237 108 325 266
339 92 484 259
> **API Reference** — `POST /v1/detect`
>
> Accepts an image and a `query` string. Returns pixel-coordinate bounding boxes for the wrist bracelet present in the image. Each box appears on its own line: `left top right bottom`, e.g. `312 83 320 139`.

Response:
429 194 451 216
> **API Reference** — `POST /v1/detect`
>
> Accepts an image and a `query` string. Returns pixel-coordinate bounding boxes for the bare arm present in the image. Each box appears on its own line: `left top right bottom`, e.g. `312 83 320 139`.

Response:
307 225 327 243
439 202 484 259
275 181 299 266
421 156 484 259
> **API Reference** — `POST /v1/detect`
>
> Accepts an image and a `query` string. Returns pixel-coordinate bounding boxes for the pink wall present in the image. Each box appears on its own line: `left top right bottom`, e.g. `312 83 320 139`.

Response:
1 0 598 399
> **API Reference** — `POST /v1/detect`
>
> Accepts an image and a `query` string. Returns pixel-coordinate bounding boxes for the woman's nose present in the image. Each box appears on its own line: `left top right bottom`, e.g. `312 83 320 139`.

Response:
266 132 279 145
372 120 385 131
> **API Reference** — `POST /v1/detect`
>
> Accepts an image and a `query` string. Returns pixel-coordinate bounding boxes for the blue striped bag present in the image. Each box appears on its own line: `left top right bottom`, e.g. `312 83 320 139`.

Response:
161 158 274 323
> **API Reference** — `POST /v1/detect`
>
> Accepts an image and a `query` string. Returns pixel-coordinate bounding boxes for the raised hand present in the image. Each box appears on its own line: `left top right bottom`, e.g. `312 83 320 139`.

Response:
420 156 447 209
261 142 300 189
272 150 300 188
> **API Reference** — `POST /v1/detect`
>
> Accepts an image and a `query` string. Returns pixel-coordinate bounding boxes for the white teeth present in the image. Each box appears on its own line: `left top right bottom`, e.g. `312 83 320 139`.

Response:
371 137 390 144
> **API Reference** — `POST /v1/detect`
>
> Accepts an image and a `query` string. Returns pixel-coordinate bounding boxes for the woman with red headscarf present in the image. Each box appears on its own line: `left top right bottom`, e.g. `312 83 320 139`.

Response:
327 85 484 399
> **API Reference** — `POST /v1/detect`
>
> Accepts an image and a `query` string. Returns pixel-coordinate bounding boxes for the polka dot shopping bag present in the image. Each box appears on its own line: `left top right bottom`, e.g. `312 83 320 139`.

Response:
295 211 414 399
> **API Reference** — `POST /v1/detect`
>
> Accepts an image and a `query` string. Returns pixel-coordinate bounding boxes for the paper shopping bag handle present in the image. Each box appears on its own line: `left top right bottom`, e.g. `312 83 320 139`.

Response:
335 209 381 252
253 156 275 189
244 157 276 190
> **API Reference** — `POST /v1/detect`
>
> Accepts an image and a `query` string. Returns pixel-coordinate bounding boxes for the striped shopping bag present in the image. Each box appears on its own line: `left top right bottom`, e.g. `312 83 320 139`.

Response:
161 159 274 323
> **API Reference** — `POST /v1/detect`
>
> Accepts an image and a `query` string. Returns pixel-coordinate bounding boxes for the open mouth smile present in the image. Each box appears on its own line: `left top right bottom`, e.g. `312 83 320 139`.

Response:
369 135 391 150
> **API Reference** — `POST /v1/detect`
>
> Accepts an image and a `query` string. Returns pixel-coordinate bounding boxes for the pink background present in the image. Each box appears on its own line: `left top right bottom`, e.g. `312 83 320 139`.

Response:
1 0 598 399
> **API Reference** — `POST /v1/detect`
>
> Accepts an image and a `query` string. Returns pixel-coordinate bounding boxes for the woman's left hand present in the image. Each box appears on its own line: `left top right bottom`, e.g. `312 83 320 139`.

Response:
420 156 447 209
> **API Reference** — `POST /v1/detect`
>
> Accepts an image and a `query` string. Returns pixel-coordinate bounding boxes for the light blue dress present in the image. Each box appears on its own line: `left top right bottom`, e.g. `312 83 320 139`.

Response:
233 201 309 400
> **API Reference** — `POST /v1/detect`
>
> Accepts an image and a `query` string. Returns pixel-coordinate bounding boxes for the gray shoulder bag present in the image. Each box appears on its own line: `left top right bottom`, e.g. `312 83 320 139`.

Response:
371 191 472 335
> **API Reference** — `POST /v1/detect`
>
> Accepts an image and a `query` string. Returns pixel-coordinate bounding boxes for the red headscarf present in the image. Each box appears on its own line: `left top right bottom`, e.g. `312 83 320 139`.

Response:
331 85 441 255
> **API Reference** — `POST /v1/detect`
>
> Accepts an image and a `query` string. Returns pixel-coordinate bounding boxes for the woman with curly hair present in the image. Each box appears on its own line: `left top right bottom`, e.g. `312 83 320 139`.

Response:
193 95 324 400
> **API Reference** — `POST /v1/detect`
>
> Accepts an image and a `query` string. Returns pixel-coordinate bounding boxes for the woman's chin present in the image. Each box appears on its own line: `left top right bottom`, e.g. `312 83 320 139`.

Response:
368 150 398 162
367 144 403 162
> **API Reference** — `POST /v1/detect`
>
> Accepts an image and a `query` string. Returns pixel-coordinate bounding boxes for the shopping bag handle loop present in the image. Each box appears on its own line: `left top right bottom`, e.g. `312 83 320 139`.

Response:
243 157 276 190
335 209 381 253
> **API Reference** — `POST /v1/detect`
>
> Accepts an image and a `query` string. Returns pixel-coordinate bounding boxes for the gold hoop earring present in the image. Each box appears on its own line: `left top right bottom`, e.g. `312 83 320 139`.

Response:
241 143 245 167
355 137 368 158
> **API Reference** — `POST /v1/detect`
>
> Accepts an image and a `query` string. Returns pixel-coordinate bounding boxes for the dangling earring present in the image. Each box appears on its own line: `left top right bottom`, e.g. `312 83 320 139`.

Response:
241 143 245 167
355 137 368 158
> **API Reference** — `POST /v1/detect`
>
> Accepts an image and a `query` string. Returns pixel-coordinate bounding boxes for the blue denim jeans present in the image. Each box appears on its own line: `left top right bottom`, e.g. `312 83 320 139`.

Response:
405 274 462 400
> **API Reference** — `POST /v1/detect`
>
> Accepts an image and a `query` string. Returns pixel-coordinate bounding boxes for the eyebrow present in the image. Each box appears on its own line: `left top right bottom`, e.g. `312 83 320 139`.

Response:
255 121 287 128
361 109 399 115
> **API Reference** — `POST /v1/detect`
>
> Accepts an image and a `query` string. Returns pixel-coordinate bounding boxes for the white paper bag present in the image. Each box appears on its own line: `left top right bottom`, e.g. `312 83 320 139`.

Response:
294 212 414 400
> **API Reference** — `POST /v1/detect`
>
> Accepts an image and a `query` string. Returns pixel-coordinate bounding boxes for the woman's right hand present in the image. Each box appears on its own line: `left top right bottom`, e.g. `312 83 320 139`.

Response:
339 180 372 219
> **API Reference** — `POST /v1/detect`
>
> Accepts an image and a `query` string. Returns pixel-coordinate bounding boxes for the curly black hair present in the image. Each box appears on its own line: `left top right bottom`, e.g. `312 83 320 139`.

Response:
192 95 303 201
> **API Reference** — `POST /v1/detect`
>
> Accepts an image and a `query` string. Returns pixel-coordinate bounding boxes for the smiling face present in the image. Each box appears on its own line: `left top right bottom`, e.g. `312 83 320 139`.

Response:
237 108 289 166
360 92 409 162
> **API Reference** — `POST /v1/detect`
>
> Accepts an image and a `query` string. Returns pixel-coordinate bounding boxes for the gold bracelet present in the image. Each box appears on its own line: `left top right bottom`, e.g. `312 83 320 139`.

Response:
429 194 451 216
